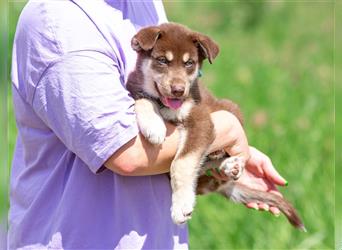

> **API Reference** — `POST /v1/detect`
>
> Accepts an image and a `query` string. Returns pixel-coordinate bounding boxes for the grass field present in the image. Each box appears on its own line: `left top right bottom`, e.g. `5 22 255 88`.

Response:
334 3 341 250
5 1 335 249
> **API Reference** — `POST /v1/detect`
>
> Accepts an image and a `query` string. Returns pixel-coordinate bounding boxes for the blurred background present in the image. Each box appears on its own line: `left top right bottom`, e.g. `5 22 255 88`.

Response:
3 1 338 249
1 0 8 247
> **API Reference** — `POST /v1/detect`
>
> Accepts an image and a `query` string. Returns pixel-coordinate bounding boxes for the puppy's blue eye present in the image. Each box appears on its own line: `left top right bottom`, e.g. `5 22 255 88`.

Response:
184 60 193 68
156 57 168 65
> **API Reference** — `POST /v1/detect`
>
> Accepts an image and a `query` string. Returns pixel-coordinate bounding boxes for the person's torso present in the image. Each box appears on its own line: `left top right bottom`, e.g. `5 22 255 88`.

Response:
9 1 188 249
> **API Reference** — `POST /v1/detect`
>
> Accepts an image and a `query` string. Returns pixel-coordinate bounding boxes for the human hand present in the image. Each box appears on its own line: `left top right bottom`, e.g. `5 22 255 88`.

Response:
211 146 287 215
209 111 250 160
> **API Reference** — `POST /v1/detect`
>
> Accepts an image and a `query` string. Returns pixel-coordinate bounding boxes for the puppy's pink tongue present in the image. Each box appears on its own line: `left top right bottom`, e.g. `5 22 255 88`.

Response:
162 97 183 110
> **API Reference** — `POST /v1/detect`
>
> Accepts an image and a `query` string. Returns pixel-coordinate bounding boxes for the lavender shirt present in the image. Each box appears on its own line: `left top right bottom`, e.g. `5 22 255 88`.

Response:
9 0 188 249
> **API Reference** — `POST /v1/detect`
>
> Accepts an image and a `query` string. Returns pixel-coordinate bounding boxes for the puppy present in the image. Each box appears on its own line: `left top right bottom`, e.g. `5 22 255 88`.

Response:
126 23 305 230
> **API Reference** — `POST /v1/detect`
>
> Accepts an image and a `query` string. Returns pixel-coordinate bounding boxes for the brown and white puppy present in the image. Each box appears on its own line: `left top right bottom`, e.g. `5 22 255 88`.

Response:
127 23 246 224
126 23 305 230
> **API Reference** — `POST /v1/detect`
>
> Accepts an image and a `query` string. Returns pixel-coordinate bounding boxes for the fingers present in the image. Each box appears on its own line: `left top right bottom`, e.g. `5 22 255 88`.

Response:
268 189 283 197
264 181 284 198
262 160 287 186
246 202 281 216
246 202 268 211
259 203 269 211
250 146 287 186
269 206 281 216
246 202 259 210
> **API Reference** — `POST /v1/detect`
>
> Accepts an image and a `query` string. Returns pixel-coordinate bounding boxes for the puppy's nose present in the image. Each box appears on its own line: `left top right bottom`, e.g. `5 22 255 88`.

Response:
171 84 185 97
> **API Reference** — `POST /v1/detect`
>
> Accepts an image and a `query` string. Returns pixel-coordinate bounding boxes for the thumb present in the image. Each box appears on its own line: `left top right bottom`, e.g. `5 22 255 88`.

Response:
263 160 287 186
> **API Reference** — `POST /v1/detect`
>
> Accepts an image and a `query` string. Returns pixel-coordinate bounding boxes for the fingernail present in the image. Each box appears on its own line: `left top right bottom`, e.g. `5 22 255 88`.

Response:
206 169 212 177
285 181 288 186
274 213 280 217
251 204 259 210
263 205 269 211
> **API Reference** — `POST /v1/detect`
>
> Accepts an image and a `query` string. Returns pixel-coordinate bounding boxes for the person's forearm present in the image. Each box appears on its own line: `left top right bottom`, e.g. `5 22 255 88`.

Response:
214 111 250 161
104 122 179 176
104 110 247 176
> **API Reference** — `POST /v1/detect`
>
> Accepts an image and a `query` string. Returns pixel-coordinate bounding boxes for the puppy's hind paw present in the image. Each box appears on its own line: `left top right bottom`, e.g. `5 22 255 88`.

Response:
171 192 195 225
171 204 193 225
220 156 245 180
207 149 227 160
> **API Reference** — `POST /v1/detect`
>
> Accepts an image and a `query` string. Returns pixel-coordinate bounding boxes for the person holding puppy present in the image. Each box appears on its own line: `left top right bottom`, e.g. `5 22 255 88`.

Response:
8 1 287 249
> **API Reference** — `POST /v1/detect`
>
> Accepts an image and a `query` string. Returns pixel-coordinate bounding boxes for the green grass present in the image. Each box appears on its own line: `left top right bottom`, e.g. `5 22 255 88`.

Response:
6 1 335 249
1 0 8 229
3 2 20 223
335 3 342 250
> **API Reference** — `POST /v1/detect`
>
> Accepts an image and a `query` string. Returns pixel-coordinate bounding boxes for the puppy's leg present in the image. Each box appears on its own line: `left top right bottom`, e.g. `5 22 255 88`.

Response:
170 108 215 224
170 145 205 224
205 97 247 179
135 98 166 145
199 157 225 174
196 158 226 195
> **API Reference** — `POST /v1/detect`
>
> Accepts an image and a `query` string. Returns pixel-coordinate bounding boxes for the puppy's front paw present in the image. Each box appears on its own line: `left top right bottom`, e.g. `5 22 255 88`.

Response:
135 99 166 145
137 115 166 145
171 191 195 225
220 156 245 180
140 121 166 145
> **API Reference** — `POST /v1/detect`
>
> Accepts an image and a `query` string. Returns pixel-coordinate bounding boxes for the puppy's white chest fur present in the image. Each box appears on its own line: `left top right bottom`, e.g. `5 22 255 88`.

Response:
160 100 194 123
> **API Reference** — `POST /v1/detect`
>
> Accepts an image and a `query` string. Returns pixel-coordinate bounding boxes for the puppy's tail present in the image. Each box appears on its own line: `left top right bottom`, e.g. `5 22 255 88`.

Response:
217 182 306 231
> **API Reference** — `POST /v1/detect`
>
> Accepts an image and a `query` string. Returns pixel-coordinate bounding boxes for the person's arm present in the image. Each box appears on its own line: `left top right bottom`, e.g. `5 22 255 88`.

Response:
32 50 248 176
32 51 143 174
104 110 248 176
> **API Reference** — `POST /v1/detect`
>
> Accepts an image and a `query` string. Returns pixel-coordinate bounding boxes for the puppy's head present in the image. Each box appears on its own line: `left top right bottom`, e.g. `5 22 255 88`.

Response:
131 23 219 110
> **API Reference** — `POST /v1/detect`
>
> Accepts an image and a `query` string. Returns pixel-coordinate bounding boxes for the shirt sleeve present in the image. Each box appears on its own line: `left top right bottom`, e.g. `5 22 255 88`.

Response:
32 51 139 174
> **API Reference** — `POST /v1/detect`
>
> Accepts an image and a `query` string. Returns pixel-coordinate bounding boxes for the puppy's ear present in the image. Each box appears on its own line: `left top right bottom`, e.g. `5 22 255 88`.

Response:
131 27 161 52
193 33 220 64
